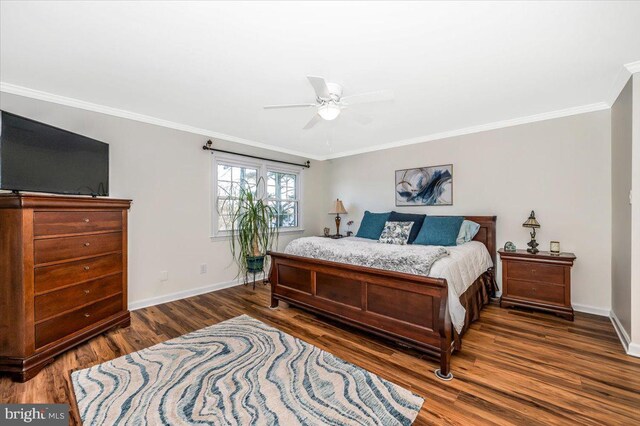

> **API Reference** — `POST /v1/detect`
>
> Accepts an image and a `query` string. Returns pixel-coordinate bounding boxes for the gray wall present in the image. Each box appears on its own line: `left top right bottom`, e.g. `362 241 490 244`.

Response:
322 111 613 312
632 74 640 346
611 78 633 337
0 92 327 307
0 91 617 316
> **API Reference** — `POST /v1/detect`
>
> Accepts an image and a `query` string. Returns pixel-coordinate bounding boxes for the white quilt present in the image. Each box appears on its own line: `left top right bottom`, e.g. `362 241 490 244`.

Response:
429 241 494 332
284 237 493 333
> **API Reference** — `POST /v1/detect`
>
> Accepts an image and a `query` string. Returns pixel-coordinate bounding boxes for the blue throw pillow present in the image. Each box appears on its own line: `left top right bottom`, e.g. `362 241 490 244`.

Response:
388 212 426 244
457 220 481 245
414 216 464 246
355 211 391 239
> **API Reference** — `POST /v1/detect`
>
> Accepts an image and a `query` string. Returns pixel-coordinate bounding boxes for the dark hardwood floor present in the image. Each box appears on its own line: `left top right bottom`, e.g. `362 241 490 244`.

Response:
2 284 639 425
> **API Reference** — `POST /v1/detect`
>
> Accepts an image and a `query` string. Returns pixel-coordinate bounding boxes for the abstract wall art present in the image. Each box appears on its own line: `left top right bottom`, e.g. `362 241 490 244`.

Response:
395 164 453 206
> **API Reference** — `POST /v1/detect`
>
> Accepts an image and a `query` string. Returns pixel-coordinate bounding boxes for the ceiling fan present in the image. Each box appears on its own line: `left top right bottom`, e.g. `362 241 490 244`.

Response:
264 76 393 129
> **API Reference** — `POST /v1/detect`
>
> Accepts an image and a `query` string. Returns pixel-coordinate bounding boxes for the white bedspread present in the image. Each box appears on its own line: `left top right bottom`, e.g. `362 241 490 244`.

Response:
284 237 493 333
429 241 494 332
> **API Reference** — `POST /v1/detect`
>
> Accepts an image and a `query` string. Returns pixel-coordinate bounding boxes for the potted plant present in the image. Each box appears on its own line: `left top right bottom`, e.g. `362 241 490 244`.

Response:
223 178 278 287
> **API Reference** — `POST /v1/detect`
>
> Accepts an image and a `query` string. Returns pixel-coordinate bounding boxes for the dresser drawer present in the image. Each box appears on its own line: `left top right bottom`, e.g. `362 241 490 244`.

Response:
507 261 565 285
34 232 122 265
35 274 123 322
34 211 122 236
35 253 122 293
506 279 565 305
35 294 123 348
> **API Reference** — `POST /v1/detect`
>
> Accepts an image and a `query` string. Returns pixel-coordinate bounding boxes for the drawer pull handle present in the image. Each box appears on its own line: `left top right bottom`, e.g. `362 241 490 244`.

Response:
84 289 90 294
84 313 91 318
84 242 91 247
83 218 90 223
83 266 90 271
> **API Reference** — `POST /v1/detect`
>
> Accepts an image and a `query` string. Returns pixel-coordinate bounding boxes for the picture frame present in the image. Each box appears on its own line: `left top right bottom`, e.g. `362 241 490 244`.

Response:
395 164 453 206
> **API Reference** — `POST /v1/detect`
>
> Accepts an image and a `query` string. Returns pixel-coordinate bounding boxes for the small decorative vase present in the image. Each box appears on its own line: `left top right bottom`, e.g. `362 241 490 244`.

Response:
550 241 560 255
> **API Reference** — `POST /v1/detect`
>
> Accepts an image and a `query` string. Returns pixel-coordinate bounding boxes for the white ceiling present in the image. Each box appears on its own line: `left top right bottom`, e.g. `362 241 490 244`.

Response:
1 1 640 160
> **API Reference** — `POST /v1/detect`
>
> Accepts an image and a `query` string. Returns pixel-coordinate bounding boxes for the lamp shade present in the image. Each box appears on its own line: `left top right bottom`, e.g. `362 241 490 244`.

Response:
522 210 540 228
329 199 347 215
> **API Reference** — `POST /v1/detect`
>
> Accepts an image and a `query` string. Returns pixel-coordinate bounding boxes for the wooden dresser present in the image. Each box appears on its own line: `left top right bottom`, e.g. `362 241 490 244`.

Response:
0 194 131 381
498 249 576 320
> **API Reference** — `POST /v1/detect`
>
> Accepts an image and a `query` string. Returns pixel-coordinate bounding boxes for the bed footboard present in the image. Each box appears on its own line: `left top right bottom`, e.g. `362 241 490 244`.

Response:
268 251 454 379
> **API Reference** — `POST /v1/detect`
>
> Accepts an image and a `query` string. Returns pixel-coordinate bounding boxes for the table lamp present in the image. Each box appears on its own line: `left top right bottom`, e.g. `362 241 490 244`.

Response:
522 210 540 254
329 199 347 236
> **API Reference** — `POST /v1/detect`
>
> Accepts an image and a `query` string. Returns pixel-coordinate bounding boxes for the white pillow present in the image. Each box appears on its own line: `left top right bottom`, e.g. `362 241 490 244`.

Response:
378 221 414 245
456 220 481 245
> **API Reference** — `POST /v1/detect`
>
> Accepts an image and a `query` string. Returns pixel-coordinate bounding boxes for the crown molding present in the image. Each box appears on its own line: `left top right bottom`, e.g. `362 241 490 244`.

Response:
608 60 640 105
0 81 610 162
323 102 610 160
0 82 324 161
608 67 632 106
625 60 640 74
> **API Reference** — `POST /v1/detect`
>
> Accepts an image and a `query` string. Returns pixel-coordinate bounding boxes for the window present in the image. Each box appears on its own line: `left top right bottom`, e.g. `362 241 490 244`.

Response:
216 164 258 231
267 171 298 228
212 154 303 236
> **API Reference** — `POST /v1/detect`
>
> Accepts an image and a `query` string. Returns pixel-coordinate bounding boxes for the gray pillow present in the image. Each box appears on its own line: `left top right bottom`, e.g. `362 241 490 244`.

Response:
378 221 414 245
456 220 481 245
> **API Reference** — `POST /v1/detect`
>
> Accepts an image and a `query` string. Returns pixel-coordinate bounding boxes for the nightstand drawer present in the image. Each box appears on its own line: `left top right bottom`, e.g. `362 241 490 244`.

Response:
507 261 565 285
506 279 565 305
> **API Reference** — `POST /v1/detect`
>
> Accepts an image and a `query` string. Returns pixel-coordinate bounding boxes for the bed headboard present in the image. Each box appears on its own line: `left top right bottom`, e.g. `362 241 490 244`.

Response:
463 216 497 266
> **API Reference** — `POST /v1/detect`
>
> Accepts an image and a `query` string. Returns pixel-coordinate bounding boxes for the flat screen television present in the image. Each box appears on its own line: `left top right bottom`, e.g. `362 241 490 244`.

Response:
0 111 109 196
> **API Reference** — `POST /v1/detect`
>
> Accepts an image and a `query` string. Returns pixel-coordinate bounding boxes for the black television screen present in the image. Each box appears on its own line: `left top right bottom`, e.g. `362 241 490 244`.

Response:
0 111 109 196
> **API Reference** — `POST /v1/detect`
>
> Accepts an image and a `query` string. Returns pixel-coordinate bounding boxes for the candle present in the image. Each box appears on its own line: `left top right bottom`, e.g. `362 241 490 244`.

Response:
550 241 560 254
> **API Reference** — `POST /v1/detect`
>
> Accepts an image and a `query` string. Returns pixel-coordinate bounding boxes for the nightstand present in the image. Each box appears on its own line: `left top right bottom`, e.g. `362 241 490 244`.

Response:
498 249 576 320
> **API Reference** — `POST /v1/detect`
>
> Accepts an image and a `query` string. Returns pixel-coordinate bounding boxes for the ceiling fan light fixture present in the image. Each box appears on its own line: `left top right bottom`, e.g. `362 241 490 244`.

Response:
318 102 341 121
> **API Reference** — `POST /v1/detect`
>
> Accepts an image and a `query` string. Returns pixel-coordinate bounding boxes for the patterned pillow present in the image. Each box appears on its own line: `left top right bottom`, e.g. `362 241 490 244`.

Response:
378 221 414 245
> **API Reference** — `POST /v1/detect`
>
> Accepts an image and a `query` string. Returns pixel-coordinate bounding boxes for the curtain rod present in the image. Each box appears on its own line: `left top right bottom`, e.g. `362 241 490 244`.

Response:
202 140 310 169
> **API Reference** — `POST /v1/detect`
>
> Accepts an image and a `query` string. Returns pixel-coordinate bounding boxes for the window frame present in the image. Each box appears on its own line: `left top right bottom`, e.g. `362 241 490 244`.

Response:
211 152 304 238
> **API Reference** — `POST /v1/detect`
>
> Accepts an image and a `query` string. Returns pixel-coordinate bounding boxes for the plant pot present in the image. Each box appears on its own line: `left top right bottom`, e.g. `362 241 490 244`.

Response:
246 255 265 273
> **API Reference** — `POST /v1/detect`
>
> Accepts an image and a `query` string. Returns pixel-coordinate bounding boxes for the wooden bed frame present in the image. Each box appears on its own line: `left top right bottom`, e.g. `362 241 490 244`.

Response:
268 216 496 380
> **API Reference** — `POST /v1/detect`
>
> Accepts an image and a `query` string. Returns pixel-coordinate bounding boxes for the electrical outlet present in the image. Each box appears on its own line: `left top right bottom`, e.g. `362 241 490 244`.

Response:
200 264 207 274
160 270 168 282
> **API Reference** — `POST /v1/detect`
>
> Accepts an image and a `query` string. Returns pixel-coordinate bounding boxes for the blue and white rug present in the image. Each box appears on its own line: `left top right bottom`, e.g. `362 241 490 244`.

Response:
71 315 424 425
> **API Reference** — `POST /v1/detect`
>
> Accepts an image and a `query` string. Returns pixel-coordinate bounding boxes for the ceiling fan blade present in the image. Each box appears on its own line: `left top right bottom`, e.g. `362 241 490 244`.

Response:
341 90 394 105
303 114 322 130
264 103 316 109
307 75 331 99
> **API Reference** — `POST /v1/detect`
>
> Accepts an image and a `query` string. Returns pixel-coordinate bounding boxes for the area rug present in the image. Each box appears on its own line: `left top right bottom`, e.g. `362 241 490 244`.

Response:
71 315 424 425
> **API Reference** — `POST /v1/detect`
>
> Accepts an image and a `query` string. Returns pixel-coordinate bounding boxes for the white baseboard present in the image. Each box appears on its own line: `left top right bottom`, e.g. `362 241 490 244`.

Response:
128 275 262 311
572 303 610 317
628 342 640 358
608 310 640 357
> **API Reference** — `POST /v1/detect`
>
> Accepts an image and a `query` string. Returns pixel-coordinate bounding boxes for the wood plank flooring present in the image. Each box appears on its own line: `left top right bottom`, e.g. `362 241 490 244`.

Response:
2 283 639 425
